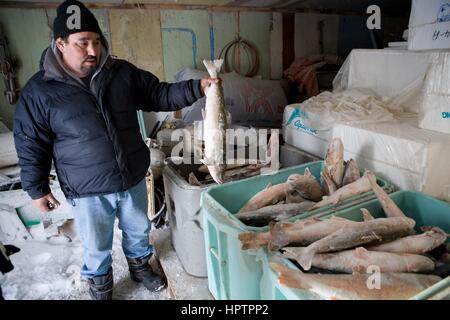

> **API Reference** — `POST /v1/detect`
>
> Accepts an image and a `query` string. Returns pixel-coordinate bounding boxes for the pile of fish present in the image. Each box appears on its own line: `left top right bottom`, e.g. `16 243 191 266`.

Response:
234 137 374 226
188 160 269 187
240 175 449 299
234 168 321 226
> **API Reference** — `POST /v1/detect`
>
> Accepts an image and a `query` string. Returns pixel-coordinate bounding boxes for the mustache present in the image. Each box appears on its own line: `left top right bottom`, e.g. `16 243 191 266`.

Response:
84 55 97 62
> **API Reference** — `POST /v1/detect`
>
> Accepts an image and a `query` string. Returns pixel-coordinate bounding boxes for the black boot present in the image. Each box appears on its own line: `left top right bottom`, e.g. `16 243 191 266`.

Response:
127 254 166 292
88 268 113 300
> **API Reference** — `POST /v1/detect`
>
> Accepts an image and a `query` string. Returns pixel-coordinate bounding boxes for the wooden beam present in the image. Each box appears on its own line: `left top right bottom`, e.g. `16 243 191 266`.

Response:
282 12 295 71
0 1 373 16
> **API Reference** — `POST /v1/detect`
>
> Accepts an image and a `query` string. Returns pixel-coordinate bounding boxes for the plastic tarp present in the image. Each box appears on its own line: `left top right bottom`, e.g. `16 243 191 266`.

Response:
333 49 432 114
293 89 395 132
419 51 450 134
175 68 287 127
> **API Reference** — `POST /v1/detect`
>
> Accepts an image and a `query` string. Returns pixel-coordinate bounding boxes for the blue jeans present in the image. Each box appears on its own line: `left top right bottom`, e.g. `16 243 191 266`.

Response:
70 179 152 278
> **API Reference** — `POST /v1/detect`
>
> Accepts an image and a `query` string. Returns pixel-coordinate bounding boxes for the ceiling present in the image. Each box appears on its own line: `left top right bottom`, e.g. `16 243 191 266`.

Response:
228 0 411 15
2 0 412 16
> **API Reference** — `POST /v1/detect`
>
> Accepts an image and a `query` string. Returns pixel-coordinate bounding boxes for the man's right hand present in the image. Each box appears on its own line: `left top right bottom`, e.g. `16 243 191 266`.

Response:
32 193 61 213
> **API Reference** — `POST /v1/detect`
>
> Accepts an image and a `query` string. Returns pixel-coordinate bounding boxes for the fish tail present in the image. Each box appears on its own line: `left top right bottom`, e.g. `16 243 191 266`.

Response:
203 59 224 78
238 232 268 250
270 262 304 288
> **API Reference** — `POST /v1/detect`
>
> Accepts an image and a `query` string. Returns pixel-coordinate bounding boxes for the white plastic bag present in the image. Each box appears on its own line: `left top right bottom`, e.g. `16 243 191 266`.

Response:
418 51 450 134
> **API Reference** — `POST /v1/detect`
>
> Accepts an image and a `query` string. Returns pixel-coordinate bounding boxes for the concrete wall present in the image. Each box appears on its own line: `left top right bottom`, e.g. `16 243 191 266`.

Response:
294 13 340 59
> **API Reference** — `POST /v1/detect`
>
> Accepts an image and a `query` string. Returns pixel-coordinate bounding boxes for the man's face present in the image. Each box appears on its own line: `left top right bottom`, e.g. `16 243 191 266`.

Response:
56 32 102 78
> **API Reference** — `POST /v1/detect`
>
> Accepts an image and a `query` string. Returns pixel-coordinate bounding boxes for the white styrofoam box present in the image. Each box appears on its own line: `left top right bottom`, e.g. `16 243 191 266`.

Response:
333 49 432 113
282 104 450 202
0 132 18 169
408 0 450 50
409 21 450 50
419 51 450 134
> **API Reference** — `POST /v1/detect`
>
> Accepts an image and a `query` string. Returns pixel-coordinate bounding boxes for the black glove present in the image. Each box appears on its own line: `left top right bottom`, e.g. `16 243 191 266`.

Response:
0 243 20 274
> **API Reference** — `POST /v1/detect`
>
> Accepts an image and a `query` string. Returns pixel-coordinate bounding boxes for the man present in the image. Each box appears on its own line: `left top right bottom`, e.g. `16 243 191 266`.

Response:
13 0 216 300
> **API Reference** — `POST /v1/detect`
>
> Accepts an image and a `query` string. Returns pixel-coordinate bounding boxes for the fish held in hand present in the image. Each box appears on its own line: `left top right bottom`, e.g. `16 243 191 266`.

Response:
202 59 227 184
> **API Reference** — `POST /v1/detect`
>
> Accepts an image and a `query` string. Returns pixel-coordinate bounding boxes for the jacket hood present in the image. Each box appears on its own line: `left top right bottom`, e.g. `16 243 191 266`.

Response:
40 35 110 87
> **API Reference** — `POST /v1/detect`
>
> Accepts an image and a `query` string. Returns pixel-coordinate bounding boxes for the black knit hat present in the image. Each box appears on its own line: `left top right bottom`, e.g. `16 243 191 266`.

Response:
53 0 103 40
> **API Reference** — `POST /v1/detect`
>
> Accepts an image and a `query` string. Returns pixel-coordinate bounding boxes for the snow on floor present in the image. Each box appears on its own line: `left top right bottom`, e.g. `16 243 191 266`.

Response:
1 219 171 300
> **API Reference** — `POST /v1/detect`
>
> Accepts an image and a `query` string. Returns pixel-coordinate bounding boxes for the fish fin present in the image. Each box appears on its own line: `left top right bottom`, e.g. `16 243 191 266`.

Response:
421 226 450 237
361 208 375 221
352 265 366 274
292 247 314 271
201 109 206 120
355 247 369 258
331 195 341 205
265 182 272 190
304 168 312 177
274 212 294 222
238 232 268 250
188 172 202 186
203 59 224 78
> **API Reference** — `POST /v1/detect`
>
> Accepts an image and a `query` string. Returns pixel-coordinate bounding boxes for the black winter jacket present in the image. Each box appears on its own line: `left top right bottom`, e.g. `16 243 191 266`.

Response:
13 43 203 199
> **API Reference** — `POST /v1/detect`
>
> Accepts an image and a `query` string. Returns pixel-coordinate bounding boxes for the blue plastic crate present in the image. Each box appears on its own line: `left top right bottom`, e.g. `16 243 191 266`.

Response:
202 160 395 300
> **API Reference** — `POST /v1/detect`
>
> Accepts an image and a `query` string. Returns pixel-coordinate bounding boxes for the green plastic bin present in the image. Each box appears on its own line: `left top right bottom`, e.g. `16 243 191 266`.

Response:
202 160 394 300
259 191 450 300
